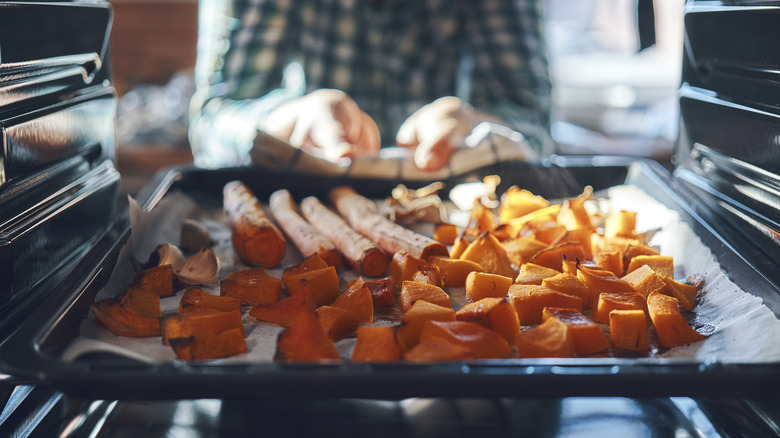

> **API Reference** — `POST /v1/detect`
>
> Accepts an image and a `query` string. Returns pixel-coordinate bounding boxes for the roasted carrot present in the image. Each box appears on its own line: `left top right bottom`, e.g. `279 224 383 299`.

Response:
300 196 388 277
328 186 449 260
223 180 286 268
269 189 341 268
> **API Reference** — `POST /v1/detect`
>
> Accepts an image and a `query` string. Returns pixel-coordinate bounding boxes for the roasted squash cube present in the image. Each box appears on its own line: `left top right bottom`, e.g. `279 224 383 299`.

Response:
660 276 699 312
405 337 474 362
498 186 549 223
508 284 582 325
281 266 340 306
179 287 241 313
364 276 397 307
456 297 520 345
427 256 484 287
542 307 609 355
502 237 549 267
459 232 516 278
399 281 451 313
411 265 443 287
541 273 595 309
465 271 513 302
91 299 161 338
221 267 282 305
169 327 248 360
334 277 374 324
419 320 511 359
248 287 317 326
621 264 666 298
275 310 341 362
594 250 624 277
351 326 405 362
397 300 456 349
591 292 648 325
576 264 637 295
516 318 572 358
647 291 707 348
514 263 560 286
131 264 177 297
390 251 427 285
626 255 674 278
433 223 459 245
116 287 161 319
316 306 356 341
609 309 649 351
161 307 245 346
528 242 588 272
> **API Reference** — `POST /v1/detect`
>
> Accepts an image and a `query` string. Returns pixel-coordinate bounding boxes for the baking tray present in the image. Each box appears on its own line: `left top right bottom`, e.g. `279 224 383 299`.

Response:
2 156 779 400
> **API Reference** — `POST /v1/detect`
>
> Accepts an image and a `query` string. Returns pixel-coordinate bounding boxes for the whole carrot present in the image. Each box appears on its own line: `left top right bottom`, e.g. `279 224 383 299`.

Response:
223 181 286 268
328 186 449 260
300 196 388 277
269 189 341 268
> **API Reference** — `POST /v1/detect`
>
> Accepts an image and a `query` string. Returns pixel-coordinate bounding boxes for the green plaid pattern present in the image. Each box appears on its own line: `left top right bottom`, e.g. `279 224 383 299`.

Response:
190 0 552 168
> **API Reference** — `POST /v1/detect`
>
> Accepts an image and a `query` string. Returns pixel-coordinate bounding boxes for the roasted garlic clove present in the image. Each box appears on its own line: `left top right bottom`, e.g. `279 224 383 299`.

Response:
175 248 220 285
144 243 186 271
180 219 212 252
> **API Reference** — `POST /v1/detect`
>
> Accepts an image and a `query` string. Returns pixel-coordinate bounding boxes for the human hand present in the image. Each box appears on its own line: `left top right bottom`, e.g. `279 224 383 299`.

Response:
396 96 483 171
262 89 380 162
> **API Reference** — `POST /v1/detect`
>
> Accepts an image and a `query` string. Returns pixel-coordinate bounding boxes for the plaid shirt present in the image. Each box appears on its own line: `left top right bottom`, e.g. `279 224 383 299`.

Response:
189 0 552 168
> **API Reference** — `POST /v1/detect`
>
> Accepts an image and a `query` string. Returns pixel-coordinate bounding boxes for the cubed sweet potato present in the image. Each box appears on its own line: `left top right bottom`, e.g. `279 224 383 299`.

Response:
169 327 248 360
604 210 639 239
594 250 624 277
411 265 443 287
351 326 405 362
516 317 572 358
161 307 245 346
626 255 674 278
591 292 648 325
514 262 560 286
115 287 161 319
281 266 340 306
179 287 241 313
390 251 427 285
465 271 513 302
404 337 474 362
316 305 356 341
621 264 666 298
647 291 707 348
542 307 609 355
660 276 699 312
508 284 582 326
221 267 282 305
399 281 451 313
458 232 516 278
131 264 177 297
517 217 567 245
419 320 511 359
427 256 484 287
528 242 587 272
433 223 459 245
502 237 549 267
498 186 549 223
541 273 595 309
609 309 649 351
555 229 595 261
334 277 374 324
275 310 341 362
91 299 161 337
456 297 520 346
576 264 637 295
364 276 397 307
248 287 317 326
397 300 456 349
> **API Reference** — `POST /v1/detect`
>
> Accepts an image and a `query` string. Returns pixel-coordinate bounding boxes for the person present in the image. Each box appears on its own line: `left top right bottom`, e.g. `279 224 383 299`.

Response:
189 0 553 172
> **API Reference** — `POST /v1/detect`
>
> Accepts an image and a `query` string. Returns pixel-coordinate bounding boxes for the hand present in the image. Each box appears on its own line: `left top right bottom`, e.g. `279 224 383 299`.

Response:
396 96 482 171
262 89 380 162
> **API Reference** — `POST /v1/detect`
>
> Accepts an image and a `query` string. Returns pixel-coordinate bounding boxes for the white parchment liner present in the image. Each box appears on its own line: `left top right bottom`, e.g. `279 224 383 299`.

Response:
62 184 780 364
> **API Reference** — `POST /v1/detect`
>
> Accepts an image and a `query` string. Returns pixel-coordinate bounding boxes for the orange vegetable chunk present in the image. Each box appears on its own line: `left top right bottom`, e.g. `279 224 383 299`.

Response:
508 284 582 325
465 271 513 302
397 300 456 349
528 242 587 272
351 326 405 362
541 273 595 309
627 255 674 278
161 307 245 346
248 287 317 326
605 210 639 239
576 264 637 295
275 311 340 362
542 307 609 355
517 318 572 358
405 338 474 362
316 306 356 341
411 265 443 287
427 256 484 287
456 298 520 346
281 265 340 307
647 291 707 348
502 237 548 267
459 232 516 278
390 251 427 285
221 267 282 305
399 281 451 313
116 287 161 319
419 320 511 359
179 287 241 314
364 276 397 307
498 186 549 223
591 292 648 325
594 250 624 277
131 264 177 297
660 276 699 312
334 277 374 324
609 309 650 351
91 299 161 337
169 327 248 360
514 263 560 286
433 223 459 245
621 264 666 298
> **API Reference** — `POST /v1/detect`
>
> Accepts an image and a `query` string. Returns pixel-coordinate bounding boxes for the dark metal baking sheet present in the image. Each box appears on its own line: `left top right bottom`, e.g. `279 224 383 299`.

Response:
2 156 779 400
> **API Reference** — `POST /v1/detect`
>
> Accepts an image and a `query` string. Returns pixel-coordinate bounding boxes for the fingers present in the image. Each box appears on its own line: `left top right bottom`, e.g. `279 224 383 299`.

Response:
353 112 381 156
413 118 460 171
396 110 420 149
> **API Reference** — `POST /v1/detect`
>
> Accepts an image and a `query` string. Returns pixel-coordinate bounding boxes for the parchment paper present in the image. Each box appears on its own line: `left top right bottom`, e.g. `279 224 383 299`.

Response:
62 184 780 364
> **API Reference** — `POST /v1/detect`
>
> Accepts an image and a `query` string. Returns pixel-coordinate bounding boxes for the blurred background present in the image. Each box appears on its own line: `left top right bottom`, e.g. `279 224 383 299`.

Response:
111 0 684 194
